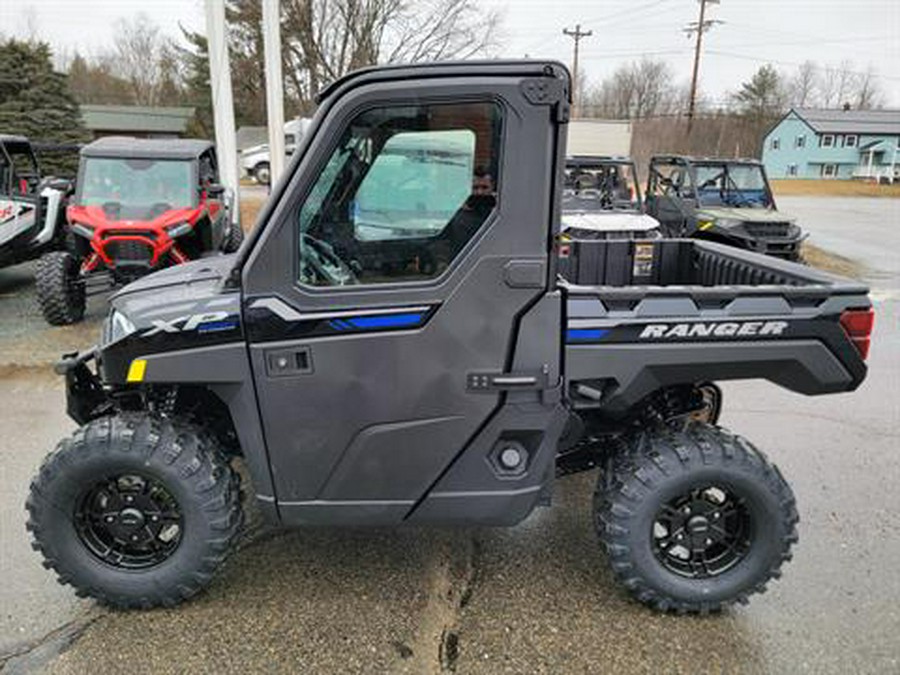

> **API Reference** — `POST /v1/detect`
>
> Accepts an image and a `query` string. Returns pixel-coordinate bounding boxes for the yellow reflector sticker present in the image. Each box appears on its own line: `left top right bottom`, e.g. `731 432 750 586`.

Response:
126 359 147 383
698 220 714 231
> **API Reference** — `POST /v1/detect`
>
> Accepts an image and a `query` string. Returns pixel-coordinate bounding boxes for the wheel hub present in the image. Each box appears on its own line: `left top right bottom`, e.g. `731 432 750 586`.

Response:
74 473 182 570
652 485 753 579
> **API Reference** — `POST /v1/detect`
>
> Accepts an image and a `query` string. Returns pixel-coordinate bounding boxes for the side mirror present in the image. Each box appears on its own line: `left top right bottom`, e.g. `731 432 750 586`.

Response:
206 183 226 197
45 177 73 193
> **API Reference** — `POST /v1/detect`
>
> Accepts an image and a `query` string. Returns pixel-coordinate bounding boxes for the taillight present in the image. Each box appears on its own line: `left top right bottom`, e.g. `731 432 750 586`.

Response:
840 308 874 360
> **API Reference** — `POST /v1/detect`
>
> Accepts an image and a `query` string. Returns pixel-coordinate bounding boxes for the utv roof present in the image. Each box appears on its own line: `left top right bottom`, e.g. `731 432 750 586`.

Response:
567 155 634 166
651 155 763 166
0 134 31 147
317 60 570 103
81 137 213 160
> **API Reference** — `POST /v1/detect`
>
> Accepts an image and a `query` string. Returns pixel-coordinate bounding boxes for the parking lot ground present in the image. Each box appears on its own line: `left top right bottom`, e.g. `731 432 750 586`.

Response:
1 194 898 673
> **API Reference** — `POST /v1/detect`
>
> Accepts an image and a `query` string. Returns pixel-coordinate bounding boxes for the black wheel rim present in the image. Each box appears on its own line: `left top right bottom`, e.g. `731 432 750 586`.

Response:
74 472 183 570
651 485 753 579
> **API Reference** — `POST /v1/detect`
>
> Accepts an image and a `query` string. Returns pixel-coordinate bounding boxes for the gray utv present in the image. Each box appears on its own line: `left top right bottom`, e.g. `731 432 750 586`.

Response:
645 155 805 261
28 61 873 615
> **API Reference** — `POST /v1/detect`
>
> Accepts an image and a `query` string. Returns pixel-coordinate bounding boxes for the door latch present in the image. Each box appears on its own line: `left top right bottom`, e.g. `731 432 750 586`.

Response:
265 347 313 377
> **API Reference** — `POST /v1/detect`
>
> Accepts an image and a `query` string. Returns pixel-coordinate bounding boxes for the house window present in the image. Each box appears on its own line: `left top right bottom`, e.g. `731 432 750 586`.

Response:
845 135 858 148
787 164 798 177
795 135 806 148
821 135 835 148
821 164 838 178
771 138 781 150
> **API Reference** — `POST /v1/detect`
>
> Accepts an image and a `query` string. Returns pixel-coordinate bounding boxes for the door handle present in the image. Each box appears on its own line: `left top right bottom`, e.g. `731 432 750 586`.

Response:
265 347 313 376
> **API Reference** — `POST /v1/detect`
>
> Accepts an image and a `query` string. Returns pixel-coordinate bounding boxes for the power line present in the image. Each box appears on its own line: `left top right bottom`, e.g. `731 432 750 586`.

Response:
582 0 673 29
706 50 900 82
563 24 593 116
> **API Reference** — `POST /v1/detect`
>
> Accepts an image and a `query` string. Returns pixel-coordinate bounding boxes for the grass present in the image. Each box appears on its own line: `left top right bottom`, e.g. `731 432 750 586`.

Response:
239 194 266 232
771 179 900 198
802 242 863 279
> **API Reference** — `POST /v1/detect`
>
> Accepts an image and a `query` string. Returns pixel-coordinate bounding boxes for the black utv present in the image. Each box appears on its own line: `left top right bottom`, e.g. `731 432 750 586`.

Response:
27 61 872 615
645 155 805 261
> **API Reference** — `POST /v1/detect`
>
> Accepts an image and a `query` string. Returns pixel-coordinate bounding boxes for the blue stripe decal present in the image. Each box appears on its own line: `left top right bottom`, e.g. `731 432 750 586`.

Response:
197 320 239 333
347 313 425 329
566 328 609 342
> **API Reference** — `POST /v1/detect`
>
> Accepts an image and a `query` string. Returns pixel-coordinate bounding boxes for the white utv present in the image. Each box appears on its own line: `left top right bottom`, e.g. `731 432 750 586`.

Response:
0 135 71 268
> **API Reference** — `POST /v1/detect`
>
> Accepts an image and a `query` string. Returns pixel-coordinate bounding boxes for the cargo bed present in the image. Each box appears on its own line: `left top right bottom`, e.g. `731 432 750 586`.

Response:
561 239 871 415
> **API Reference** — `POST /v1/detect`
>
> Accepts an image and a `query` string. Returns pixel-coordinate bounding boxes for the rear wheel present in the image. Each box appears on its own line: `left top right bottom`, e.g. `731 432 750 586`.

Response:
35 251 85 325
594 424 798 613
26 414 243 609
253 162 271 185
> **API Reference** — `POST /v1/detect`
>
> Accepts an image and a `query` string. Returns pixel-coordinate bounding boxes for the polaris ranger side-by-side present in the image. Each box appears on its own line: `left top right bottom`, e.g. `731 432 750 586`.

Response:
560 155 662 240
35 137 243 326
645 155 805 261
28 62 873 614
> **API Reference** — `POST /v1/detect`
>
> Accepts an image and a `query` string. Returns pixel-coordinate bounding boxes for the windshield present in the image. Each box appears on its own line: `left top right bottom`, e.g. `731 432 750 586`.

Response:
563 161 640 213
694 163 773 209
78 157 194 220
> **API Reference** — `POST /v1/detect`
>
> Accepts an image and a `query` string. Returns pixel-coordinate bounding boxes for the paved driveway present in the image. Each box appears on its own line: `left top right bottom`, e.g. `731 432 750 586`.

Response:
1 195 898 674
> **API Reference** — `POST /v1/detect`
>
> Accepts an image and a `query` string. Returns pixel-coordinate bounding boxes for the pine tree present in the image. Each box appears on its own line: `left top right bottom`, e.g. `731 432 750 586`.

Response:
0 39 90 175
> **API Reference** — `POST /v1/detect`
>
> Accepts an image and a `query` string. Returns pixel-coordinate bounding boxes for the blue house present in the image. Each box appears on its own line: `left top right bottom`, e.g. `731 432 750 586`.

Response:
762 108 900 181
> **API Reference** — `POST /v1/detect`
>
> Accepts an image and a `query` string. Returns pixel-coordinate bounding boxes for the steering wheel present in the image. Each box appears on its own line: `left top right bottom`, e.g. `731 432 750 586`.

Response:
149 202 173 218
300 233 358 286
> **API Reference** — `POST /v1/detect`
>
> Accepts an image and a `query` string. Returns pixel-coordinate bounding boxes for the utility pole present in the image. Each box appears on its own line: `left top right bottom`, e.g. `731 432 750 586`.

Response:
262 0 285 186
563 24 592 117
205 0 240 223
684 0 722 131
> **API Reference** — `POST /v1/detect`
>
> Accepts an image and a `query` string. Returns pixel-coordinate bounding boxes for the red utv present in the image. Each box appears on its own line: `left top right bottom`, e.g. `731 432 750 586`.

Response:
36 137 243 325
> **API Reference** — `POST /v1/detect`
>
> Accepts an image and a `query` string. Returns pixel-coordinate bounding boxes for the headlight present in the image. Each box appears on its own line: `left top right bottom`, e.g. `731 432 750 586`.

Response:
167 222 193 238
103 309 137 345
713 218 744 230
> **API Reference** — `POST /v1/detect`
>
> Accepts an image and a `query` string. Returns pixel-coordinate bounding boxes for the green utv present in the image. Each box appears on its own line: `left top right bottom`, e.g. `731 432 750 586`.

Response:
27 61 872 614
646 155 805 261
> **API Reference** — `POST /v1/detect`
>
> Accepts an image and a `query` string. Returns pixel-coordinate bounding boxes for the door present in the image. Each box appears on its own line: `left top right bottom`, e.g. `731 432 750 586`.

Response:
241 64 567 525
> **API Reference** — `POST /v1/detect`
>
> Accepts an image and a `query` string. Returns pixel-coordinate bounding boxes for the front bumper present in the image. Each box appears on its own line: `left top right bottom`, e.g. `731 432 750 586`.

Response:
55 348 112 425
716 228 807 261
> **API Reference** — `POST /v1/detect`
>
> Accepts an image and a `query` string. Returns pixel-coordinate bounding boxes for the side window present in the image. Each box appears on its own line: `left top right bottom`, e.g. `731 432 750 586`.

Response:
296 101 502 287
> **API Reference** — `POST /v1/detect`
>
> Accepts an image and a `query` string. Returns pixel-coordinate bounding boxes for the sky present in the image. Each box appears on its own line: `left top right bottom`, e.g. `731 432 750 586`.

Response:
3 0 899 106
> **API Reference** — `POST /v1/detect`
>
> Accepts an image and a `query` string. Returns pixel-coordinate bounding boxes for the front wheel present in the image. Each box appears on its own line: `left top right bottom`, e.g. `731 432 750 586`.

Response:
594 424 798 613
221 221 245 253
35 251 86 325
26 414 243 609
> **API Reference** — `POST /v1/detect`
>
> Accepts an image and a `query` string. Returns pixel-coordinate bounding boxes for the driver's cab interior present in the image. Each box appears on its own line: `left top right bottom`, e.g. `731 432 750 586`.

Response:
0 142 41 199
296 101 503 287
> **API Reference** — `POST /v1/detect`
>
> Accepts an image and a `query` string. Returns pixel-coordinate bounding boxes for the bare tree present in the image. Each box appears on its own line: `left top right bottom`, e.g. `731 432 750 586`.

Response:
788 60 818 108
853 65 884 110
279 0 501 106
583 58 680 119
112 14 179 106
